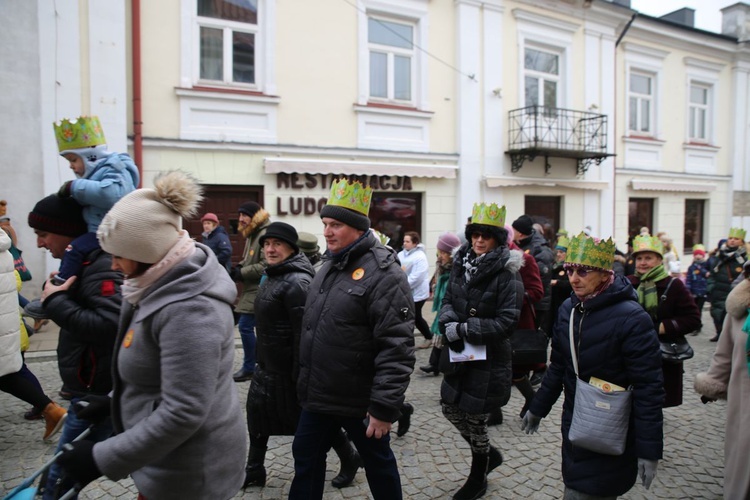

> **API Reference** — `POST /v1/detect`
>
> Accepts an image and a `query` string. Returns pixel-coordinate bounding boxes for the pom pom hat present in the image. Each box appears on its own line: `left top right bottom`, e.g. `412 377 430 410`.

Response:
320 178 372 232
97 171 203 264
565 232 616 271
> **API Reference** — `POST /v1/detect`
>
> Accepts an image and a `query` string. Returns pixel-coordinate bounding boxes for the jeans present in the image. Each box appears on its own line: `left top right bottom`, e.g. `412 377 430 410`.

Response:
238 313 257 374
289 409 402 500
42 398 113 500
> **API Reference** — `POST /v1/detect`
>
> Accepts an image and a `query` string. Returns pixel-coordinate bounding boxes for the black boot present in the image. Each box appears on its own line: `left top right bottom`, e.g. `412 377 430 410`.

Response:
453 452 489 500
397 403 414 437
461 435 502 474
242 446 267 488
331 437 362 488
514 376 536 419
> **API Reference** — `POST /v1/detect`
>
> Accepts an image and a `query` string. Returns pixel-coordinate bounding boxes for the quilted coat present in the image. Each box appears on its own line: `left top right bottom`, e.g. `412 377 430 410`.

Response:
0 229 21 377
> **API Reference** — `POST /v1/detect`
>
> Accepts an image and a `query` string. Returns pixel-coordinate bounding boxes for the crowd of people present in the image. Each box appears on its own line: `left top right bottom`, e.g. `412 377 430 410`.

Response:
2 117 749 499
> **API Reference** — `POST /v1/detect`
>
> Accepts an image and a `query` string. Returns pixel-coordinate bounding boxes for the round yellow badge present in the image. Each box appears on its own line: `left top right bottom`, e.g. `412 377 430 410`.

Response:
737 267 743 273
123 330 134 348
352 268 365 280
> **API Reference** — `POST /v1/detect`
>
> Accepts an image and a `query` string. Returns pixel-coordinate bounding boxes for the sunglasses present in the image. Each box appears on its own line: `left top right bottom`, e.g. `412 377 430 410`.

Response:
471 231 493 240
564 266 591 277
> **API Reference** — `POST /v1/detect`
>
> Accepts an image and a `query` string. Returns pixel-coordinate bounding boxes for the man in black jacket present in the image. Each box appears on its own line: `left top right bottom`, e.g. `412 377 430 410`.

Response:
290 179 415 500
27 195 122 500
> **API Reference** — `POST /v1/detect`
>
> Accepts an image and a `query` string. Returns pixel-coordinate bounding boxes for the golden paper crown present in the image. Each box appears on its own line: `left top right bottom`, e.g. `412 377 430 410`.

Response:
632 234 664 257
565 232 616 269
471 203 506 228
728 227 746 240
327 178 373 216
556 235 570 250
53 116 106 152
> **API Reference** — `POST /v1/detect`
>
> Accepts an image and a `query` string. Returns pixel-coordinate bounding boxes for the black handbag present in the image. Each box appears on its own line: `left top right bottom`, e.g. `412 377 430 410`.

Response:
510 329 549 365
659 337 694 363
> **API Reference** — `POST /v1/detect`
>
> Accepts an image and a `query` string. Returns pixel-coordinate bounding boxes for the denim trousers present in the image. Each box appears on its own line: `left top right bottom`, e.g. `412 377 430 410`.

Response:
238 313 257 373
42 398 113 500
289 409 402 500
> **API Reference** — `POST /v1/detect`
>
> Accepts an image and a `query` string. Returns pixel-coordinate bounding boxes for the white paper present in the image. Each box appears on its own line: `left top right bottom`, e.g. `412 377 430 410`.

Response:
448 342 487 362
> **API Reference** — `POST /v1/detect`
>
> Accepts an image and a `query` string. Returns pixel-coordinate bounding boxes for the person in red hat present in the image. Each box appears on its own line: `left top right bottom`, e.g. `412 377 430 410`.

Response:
200 212 232 272
686 245 709 335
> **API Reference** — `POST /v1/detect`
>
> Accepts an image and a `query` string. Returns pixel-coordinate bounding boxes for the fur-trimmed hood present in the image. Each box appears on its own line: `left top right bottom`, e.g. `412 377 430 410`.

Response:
240 208 270 239
725 278 750 319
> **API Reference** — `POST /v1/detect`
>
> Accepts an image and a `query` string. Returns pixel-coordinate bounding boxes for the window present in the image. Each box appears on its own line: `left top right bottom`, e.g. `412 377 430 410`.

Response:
368 17 416 104
524 47 559 108
628 198 654 242
369 192 422 250
688 83 709 142
629 72 653 134
197 0 258 86
684 199 705 253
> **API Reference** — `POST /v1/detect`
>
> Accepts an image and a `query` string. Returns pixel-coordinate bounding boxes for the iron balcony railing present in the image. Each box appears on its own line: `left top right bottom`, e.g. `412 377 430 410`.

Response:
506 105 611 175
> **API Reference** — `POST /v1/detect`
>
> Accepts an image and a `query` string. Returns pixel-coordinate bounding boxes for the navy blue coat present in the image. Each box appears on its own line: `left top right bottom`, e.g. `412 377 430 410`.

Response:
529 275 663 497
202 225 233 271
686 259 709 297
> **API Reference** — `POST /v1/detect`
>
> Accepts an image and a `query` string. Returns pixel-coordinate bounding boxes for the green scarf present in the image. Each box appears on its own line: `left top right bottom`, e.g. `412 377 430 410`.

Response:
635 264 670 319
742 308 750 378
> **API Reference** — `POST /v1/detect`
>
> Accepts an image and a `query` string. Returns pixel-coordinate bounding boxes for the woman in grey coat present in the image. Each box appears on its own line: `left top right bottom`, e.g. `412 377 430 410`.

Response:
56 171 246 500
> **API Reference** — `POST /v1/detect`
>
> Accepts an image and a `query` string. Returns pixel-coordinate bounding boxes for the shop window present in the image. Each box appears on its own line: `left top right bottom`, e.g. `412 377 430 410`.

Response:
628 198 654 243
369 192 421 250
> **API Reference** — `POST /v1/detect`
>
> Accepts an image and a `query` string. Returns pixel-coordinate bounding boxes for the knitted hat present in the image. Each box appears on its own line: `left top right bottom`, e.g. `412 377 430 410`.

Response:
297 232 320 255
97 171 203 263
512 215 534 236
320 205 370 232
238 201 261 218
259 222 299 253
437 232 461 253
28 195 87 238
692 248 706 257
201 213 219 224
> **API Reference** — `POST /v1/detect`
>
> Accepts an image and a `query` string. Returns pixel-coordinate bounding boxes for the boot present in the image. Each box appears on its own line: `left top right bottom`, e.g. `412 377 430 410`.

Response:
397 403 414 437
331 438 362 488
461 435 502 474
453 452 489 500
42 402 67 441
242 446 267 488
514 376 536 419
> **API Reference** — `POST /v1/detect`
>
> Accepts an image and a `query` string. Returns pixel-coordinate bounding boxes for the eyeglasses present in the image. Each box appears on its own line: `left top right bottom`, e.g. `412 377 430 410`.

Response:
564 266 590 277
471 231 493 240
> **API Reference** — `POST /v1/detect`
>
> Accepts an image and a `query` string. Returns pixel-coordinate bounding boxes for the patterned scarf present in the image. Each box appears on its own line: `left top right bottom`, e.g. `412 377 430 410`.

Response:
742 308 750 378
462 251 487 284
635 264 670 319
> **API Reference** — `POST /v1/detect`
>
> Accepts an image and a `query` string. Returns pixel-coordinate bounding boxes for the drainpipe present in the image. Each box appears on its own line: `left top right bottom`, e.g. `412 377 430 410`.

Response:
132 0 143 187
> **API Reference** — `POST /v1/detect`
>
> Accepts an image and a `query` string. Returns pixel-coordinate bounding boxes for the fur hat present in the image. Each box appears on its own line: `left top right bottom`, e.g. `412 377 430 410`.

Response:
28 195 87 238
297 232 320 255
512 215 534 236
238 201 261 218
259 222 299 253
437 232 461 253
320 205 370 232
201 213 219 224
98 171 203 264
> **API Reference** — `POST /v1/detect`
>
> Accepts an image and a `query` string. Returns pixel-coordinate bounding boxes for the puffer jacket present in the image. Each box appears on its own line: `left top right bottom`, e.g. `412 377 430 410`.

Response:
439 243 524 413
398 243 430 302
529 275 664 497
516 230 554 311
297 232 415 423
44 248 122 396
202 225 232 271
248 252 315 436
236 213 271 313
707 244 747 304
686 258 709 297
0 229 21 377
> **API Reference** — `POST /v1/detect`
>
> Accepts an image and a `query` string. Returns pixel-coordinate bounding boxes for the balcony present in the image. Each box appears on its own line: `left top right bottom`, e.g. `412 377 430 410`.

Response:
506 106 612 175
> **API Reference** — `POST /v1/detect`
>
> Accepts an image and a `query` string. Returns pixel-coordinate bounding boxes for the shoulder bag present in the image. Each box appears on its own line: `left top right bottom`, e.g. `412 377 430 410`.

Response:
658 278 694 363
567 307 633 456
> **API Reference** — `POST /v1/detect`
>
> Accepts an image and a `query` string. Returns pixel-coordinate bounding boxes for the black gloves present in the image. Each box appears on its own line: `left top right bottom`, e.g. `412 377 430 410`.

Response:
230 265 243 282
444 322 465 353
57 440 102 489
57 181 73 198
73 394 111 423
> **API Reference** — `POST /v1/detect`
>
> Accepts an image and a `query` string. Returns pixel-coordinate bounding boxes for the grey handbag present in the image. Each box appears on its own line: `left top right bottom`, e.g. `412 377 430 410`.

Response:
567 308 633 456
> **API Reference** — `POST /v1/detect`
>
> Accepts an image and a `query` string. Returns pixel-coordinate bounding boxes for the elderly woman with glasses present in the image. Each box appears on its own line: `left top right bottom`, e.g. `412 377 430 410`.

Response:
522 233 664 500
438 203 524 500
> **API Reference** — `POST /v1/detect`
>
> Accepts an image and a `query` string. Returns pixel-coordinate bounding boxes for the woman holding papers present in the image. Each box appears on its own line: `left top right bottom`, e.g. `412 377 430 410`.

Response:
438 203 523 500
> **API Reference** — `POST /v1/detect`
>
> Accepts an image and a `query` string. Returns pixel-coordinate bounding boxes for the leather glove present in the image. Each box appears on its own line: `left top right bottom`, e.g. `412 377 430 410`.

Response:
444 322 465 353
57 440 102 489
520 411 541 434
229 265 243 282
637 458 658 490
57 181 73 198
73 394 111 423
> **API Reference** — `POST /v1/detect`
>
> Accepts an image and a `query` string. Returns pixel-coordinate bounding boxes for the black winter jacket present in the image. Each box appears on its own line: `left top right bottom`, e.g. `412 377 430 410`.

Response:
439 244 524 413
707 245 747 304
248 253 315 436
516 231 554 312
202 225 232 271
529 275 663 497
44 248 122 397
297 232 415 423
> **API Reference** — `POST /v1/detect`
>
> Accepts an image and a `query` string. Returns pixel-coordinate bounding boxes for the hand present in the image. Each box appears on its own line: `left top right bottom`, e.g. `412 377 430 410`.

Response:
432 335 444 349
520 411 541 434
364 414 391 439
57 181 73 198
447 338 465 353
41 275 76 303
637 458 658 490
57 440 102 489
74 394 111 423
229 265 243 282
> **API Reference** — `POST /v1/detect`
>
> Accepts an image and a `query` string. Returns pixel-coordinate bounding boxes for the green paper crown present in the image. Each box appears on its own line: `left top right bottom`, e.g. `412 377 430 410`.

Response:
556 228 568 237
565 232 616 270
327 178 373 216
556 236 570 250
371 229 390 245
53 116 106 152
471 203 506 228
728 227 746 240
632 234 663 257
692 244 705 252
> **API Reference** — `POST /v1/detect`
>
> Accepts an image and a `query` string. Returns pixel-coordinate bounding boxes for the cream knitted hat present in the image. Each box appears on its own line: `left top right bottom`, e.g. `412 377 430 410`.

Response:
98 171 203 263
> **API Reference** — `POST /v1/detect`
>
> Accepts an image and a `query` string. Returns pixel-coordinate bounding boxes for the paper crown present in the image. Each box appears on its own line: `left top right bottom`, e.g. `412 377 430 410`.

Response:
53 116 106 152
692 244 706 252
632 234 664 257
370 228 390 245
327 178 373 216
728 227 746 240
471 203 506 227
565 232 616 270
556 236 570 250
556 228 568 237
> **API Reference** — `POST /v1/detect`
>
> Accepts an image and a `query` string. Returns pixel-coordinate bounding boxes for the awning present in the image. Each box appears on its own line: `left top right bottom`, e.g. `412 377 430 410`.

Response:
485 175 609 191
264 158 458 179
630 179 716 192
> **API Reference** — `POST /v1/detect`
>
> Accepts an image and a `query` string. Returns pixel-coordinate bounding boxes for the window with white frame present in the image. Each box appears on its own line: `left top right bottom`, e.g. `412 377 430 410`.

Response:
196 0 258 86
524 47 559 108
688 83 710 142
367 16 416 105
628 72 654 134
